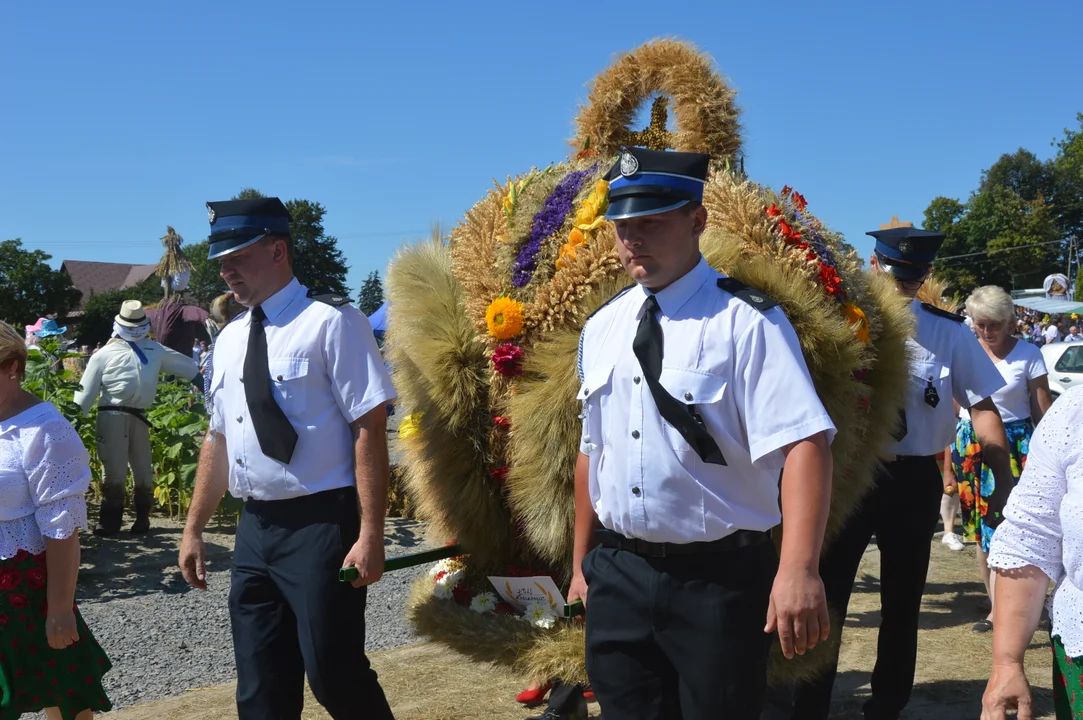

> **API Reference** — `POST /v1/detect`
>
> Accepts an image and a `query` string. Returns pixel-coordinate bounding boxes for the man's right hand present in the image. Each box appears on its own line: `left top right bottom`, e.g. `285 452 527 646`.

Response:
179 530 208 590
567 571 588 609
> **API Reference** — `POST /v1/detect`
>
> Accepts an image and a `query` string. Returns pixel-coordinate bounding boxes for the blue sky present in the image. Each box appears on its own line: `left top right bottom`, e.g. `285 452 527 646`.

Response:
3 0 1081 296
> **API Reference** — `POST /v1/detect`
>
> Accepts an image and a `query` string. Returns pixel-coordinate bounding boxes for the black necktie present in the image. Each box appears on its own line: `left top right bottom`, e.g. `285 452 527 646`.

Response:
243 306 298 464
892 408 908 442
632 295 726 465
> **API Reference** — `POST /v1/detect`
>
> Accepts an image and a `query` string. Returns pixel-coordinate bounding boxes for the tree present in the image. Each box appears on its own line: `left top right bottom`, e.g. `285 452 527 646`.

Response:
357 271 384 315
183 238 228 307
0 239 82 325
230 189 351 296
75 274 163 347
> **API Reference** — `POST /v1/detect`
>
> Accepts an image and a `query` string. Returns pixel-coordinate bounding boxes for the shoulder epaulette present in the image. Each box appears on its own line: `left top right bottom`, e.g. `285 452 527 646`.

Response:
716 277 779 312
583 284 636 325
309 293 352 307
920 302 965 323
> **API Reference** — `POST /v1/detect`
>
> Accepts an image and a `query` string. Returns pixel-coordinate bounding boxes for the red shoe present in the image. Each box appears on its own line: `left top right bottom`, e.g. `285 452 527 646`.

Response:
583 689 595 703
516 681 552 705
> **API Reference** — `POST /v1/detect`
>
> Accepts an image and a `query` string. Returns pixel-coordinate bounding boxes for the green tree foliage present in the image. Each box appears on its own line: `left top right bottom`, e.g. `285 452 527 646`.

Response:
76 274 163 347
923 128 1083 295
0 239 82 325
228 188 350 296
357 271 384 315
184 238 228 307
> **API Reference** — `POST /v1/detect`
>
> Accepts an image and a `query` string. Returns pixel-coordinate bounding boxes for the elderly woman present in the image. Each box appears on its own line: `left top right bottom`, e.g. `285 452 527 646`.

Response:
943 286 1053 632
981 387 1083 719
0 321 112 719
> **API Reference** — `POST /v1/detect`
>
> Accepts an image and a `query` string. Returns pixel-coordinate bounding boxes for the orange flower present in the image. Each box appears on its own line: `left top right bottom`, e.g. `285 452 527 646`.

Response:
555 242 579 270
961 455 977 476
841 302 870 342
568 227 587 247
958 482 974 506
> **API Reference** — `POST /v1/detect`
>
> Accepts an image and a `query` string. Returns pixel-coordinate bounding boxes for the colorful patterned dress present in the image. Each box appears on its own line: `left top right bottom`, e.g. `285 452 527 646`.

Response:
0 402 112 719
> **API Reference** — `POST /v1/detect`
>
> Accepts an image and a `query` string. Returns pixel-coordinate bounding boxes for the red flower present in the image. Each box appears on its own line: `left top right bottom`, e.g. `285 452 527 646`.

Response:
491 343 524 377
68 664 77 673
451 583 472 606
433 570 448 583
791 191 808 212
491 466 510 485
493 601 516 616
818 264 846 300
67 690 76 698
13 550 29 562
46 659 56 668
0 570 22 591
781 185 793 197
25 567 45 591
777 219 802 244
27 644 37 655
9 594 28 610
0 615 7 625
493 415 510 429
806 251 818 261
765 203 782 218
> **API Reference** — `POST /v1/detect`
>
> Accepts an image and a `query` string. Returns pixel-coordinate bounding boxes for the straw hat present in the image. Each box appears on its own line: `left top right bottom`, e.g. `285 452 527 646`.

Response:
115 300 150 328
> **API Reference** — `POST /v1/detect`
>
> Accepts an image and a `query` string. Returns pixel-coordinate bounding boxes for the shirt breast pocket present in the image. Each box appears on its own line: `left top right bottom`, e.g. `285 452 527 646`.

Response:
268 357 309 414
577 365 614 451
657 368 727 460
911 360 951 409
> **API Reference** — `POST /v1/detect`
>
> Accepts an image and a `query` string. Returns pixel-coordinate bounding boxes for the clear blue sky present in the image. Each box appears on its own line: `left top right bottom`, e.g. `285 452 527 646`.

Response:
3 0 1081 296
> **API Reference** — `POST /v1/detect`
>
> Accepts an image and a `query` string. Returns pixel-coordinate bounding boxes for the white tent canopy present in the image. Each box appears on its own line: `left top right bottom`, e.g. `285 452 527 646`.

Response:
1012 296 1083 314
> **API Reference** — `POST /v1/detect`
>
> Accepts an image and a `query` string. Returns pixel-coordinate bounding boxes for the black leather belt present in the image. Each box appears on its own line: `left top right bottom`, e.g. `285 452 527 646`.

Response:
99 405 152 428
595 528 772 558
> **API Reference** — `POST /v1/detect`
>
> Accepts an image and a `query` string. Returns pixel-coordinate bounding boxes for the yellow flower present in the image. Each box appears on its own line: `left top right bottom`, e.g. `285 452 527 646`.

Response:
485 296 525 340
575 198 598 228
840 302 870 342
398 413 423 439
556 243 579 270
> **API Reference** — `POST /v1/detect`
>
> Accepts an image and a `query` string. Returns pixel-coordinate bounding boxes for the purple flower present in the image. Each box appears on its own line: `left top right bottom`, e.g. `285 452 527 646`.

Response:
511 166 597 287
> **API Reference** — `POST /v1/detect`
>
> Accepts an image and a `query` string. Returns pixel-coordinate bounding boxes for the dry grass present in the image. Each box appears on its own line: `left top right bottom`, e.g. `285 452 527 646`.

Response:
107 541 1055 719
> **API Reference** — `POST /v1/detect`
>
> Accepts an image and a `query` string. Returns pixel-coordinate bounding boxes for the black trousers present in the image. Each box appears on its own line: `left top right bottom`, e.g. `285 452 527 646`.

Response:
229 487 394 720
584 538 778 719
789 455 942 720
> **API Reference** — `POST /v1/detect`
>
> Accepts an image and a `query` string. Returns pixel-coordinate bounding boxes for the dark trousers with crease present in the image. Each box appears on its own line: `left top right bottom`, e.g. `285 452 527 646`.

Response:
229 486 394 720
787 455 942 720
584 538 778 720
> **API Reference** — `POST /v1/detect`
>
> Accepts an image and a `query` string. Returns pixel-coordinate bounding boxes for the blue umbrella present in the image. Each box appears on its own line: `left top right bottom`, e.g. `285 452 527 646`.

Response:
368 302 388 337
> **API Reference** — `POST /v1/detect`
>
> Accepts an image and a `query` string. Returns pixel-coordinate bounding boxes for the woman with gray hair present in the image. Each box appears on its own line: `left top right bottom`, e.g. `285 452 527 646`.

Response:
943 285 1053 631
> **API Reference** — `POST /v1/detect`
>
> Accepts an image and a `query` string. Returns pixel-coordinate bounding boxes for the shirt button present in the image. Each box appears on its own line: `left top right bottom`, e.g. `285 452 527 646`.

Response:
235 458 243 466
631 430 640 439
277 375 284 381
632 487 641 496
684 392 693 401
633 376 641 384
583 388 590 397
236 416 243 423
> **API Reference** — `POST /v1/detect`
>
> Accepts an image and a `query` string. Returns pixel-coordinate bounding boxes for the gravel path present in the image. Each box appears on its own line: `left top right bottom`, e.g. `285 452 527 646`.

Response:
33 514 435 715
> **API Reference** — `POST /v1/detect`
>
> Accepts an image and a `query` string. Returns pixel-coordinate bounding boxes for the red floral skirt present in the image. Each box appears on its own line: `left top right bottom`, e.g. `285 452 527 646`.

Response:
0 550 112 720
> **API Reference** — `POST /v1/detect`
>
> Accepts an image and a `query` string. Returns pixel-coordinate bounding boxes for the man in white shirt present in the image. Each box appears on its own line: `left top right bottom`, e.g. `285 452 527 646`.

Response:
1044 322 1061 344
178 198 396 720
75 300 199 535
569 148 835 718
1065 325 1082 343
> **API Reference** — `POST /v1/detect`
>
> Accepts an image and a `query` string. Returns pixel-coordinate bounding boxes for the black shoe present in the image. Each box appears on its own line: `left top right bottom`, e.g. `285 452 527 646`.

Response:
93 507 123 537
129 506 151 534
526 703 587 720
526 684 587 720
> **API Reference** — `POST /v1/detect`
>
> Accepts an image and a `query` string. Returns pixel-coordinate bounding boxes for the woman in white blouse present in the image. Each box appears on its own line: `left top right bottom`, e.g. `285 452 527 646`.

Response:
982 387 1083 719
944 286 1053 631
0 321 112 719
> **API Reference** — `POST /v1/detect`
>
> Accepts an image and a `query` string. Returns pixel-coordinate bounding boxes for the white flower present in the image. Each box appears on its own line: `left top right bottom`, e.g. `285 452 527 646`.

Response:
432 568 464 600
429 559 457 578
469 592 498 614
523 600 557 629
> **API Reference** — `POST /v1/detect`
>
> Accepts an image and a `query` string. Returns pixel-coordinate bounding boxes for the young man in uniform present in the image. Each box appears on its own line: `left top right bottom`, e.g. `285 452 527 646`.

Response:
566 147 837 719
783 226 1015 720
178 198 396 720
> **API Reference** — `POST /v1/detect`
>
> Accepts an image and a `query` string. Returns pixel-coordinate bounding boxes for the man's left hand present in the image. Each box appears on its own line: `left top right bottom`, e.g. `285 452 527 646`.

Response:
342 537 385 588
765 564 830 659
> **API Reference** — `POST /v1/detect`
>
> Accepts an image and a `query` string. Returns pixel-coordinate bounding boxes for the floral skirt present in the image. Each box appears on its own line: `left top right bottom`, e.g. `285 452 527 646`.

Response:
951 417 1032 552
0 550 112 720
1053 635 1083 719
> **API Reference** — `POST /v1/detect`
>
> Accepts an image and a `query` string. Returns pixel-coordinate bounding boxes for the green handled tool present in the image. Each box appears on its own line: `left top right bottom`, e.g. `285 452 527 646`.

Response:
562 600 585 618
339 544 464 582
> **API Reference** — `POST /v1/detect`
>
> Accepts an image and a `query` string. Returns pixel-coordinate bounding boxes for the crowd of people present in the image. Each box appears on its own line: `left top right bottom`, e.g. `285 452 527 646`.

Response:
0 169 1079 720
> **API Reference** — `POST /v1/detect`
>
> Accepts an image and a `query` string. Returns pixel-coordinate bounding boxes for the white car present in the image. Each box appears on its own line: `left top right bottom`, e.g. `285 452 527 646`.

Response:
1041 342 1083 397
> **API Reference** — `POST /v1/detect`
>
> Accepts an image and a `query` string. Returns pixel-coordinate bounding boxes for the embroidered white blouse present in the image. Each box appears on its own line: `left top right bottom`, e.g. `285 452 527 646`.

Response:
0 402 90 558
988 386 1083 657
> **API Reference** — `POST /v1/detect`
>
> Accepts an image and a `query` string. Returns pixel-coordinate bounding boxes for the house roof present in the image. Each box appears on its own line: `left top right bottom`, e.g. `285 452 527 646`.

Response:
61 260 158 308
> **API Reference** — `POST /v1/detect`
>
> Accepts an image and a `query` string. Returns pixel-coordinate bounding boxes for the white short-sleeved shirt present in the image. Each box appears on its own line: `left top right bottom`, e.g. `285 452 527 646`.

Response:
1045 324 1060 343
892 301 1005 456
207 278 397 501
0 402 90 558
988 387 1083 656
577 257 836 544
958 340 1047 424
